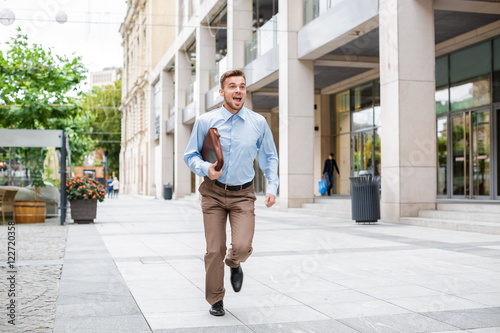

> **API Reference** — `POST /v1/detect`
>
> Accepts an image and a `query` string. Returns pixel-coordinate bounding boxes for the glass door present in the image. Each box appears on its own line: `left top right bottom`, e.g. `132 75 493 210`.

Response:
472 111 491 197
451 109 491 198
352 130 374 176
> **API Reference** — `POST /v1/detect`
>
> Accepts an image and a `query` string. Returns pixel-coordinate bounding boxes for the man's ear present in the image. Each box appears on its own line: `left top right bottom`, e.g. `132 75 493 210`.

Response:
219 88 224 96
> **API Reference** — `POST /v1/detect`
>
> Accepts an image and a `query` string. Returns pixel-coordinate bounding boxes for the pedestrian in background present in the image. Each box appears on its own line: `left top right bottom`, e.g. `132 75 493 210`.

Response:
106 177 114 199
322 153 340 196
184 69 279 317
111 177 120 198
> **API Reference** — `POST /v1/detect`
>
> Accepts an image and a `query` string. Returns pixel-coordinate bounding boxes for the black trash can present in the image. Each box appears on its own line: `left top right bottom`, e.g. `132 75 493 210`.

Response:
163 183 172 200
349 175 380 223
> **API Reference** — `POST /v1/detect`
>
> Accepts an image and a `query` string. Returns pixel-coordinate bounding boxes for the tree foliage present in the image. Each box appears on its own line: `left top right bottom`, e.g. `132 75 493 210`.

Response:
0 30 92 188
80 79 122 176
0 30 87 129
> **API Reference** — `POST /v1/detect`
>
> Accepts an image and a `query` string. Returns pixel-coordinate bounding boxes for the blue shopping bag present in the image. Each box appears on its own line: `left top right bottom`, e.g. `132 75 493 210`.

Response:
318 179 327 195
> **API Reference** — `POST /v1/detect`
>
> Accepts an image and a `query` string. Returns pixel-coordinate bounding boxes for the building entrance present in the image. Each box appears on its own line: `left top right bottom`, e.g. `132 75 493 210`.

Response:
451 109 491 198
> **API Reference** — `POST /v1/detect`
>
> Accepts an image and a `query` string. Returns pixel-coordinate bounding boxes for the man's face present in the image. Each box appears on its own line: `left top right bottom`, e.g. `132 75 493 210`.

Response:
220 75 246 114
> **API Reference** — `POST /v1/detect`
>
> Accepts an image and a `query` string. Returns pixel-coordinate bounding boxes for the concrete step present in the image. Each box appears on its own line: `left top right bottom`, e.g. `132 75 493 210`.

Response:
419 209 500 223
399 217 500 235
437 202 500 213
288 197 353 219
301 203 351 213
288 208 352 219
313 197 351 205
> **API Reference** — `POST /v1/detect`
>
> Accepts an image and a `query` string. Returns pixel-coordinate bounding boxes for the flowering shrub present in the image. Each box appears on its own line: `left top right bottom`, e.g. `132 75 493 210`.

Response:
66 177 106 202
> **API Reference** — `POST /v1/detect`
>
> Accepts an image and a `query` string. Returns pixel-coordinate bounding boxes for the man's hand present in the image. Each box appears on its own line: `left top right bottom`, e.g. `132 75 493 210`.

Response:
264 194 276 208
208 161 222 180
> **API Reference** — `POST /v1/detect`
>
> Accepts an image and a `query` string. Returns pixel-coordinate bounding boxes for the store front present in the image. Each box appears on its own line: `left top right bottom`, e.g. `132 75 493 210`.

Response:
330 37 500 200
331 80 381 195
436 38 499 200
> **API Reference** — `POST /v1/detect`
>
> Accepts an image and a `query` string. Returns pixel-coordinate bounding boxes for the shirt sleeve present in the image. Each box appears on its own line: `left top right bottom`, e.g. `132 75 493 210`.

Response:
257 120 279 197
184 118 212 177
333 160 340 174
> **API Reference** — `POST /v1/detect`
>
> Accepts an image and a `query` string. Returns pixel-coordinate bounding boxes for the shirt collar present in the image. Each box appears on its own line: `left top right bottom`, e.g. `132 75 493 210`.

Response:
221 105 247 121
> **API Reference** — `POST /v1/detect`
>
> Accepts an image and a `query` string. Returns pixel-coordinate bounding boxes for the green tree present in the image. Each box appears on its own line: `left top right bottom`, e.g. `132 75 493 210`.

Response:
0 30 86 129
0 30 91 196
81 80 122 176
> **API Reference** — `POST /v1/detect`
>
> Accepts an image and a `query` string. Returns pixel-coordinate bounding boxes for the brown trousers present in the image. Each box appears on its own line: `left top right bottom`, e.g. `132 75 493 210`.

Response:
199 180 256 305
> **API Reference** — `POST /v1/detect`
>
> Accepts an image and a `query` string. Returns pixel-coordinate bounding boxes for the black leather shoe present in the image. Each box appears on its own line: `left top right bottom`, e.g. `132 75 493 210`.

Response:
209 300 225 316
230 265 243 292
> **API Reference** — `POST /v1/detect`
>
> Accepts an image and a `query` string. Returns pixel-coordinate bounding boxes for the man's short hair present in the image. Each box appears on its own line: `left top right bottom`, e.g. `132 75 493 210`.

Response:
220 69 246 89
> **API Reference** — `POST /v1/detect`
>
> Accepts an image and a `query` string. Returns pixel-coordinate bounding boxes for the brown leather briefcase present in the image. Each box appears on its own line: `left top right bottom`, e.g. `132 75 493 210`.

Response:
201 127 224 171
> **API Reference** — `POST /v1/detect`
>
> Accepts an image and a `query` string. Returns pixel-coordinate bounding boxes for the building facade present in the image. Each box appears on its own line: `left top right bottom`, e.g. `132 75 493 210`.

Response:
120 0 176 195
121 0 500 221
89 67 120 88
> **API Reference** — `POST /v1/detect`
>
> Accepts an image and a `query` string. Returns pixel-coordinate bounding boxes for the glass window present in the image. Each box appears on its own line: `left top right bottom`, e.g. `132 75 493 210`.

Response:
374 128 381 177
334 89 350 113
373 80 380 106
374 106 381 127
437 117 447 195
450 42 491 84
335 108 350 134
493 38 500 102
472 111 490 196
435 86 449 114
436 56 448 87
450 75 490 111
353 82 372 110
352 108 373 131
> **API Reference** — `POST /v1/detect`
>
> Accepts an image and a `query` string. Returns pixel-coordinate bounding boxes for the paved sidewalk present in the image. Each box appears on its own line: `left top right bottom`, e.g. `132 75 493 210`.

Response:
2 194 500 332
55 195 500 332
0 219 67 332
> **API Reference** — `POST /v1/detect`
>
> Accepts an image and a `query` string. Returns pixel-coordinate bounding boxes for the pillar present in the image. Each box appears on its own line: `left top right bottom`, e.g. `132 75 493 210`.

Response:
194 25 216 193
227 0 252 69
379 0 436 221
157 70 175 198
278 0 315 209
174 50 193 198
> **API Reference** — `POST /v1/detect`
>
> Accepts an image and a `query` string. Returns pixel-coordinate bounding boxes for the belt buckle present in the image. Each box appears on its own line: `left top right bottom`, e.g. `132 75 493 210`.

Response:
224 184 228 191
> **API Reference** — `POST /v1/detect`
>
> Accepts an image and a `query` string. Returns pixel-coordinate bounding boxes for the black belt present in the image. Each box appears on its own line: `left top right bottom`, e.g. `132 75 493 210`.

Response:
215 180 253 191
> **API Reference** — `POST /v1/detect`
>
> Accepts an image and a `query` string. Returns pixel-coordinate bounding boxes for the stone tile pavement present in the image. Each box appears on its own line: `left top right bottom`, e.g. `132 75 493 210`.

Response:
0 219 67 332
1 194 500 332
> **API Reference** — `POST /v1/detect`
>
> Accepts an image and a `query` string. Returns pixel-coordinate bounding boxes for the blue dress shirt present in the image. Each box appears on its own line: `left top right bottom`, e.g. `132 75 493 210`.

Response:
184 106 279 196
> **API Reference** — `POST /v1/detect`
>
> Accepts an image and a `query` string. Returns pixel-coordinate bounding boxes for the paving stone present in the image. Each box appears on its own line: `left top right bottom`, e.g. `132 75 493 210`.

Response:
0 223 67 332
2 194 500 332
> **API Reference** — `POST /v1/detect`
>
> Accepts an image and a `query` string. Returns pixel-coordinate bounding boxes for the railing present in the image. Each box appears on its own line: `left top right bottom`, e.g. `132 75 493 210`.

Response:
209 56 228 90
303 0 343 25
168 101 175 117
244 13 279 65
186 81 196 105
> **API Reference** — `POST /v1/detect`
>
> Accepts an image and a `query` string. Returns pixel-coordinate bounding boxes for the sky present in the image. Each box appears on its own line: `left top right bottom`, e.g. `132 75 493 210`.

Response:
0 0 127 73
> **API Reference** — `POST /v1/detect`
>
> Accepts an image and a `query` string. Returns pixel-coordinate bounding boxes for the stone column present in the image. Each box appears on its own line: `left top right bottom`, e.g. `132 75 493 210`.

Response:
195 25 216 193
174 50 193 198
159 70 175 198
379 0 436 221
227 0 252 69
278 0 315 209
245 91 253 110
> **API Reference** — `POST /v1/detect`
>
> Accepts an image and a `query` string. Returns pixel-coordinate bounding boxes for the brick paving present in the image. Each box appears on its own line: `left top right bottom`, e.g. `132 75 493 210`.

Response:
0 221 67 332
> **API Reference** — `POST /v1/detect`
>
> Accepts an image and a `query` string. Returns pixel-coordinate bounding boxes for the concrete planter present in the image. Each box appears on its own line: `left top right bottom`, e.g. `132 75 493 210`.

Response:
70 200 97 224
